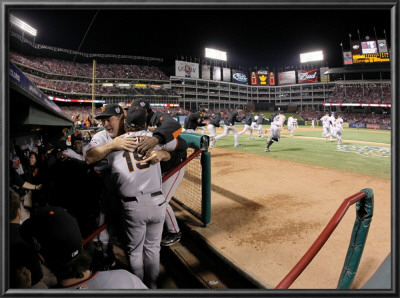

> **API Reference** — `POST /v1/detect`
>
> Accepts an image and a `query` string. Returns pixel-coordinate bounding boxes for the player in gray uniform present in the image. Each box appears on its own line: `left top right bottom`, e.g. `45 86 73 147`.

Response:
212 107 244 148
99 105 177 288
207 111 221 148
265 111 286 152
256 113 266 137
238 110 256 139
20 206 147 289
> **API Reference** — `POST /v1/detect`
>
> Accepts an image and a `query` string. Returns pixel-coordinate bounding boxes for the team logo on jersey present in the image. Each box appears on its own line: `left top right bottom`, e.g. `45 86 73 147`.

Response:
337 145 390 158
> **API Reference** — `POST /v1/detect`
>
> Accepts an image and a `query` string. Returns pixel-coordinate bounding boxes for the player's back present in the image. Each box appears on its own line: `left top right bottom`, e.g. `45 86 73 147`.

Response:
107 131 162 197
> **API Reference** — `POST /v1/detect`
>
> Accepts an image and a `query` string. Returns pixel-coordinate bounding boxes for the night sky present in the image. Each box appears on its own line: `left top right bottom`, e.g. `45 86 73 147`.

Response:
9 5 392 69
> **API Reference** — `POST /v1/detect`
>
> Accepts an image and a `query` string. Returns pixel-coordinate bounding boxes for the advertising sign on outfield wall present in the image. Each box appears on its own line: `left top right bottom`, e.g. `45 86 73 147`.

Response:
175 60 199 78
202 64 211 80
223 67 231 82
232 70 248 84
320 67 330 82
298 69 319 84
213 66 221 81
250 70 269 85
278 70 296 86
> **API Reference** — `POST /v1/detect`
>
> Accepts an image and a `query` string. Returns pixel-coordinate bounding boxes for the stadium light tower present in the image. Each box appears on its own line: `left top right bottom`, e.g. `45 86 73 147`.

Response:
300 50 324 63
205 48 227 61
10 14 37 38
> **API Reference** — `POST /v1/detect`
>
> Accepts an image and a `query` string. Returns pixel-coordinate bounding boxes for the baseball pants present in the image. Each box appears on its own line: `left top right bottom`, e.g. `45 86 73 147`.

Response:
162 167 186 234
123 192 166 289
215 125 240 146
238 124 254 138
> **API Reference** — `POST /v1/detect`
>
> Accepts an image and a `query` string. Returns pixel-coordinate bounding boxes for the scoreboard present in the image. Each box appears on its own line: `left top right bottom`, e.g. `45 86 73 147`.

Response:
353 52 390 64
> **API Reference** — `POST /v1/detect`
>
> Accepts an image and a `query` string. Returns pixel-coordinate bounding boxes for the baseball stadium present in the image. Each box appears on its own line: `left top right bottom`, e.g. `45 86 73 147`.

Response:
3 5 397 296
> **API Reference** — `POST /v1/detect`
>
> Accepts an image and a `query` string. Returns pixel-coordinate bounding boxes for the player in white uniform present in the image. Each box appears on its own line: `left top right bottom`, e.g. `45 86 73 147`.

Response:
100 105 178 289
328 112 336 142
265 111 286 152
287 115 294 137
320 112 330 139
332 114 344 144
293 118 299 129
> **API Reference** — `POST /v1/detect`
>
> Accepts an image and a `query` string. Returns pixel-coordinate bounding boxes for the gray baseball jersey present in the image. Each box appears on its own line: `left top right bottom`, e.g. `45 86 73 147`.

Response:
64 269 147 289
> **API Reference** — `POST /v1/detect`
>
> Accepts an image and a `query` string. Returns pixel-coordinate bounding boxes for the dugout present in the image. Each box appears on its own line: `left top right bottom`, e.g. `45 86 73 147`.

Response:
8 61 73 145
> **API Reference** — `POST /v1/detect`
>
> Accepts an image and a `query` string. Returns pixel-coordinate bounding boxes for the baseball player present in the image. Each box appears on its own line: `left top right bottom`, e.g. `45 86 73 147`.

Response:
256 113 266 137
183 109 207 133
333 114 344 144
265 111 286 152
293 118 299 130
207 111 221 148
86 102 186 256
320 112 330 139
287 114 294 137
311 118 315 128
328 112 336 142
99 105 180 289
212 107 244 148
60 132 89 161
238 110 256 139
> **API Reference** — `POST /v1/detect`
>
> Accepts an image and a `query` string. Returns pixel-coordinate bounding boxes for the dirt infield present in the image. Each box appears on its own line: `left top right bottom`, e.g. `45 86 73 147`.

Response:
182 146 391 289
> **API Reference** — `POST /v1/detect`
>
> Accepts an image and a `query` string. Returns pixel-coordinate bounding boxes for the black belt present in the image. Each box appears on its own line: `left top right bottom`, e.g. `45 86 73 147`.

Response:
122 191 163 202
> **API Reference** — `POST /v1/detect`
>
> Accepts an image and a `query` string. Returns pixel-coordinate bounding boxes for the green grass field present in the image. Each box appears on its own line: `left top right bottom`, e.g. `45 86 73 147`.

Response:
211 125 391 179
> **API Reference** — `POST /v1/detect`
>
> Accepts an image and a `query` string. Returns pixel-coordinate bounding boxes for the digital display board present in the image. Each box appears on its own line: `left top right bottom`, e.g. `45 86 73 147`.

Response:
352 53 390 63
361 40 378 54
278 70 296 86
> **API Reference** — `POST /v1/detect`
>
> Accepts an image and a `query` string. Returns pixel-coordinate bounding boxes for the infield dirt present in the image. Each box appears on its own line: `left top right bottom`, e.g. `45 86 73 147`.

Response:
176 146 391 289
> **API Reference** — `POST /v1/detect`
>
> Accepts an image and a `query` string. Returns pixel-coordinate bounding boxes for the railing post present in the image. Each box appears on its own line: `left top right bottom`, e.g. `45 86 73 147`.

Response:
337 188 374 289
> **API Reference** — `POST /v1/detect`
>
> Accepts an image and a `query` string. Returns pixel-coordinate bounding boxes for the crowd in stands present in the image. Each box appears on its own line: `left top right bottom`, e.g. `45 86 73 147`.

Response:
326 84 391 104
11 52 169 80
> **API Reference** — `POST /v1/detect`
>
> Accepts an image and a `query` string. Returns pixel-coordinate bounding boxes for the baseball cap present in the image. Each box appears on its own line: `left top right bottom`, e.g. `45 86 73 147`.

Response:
20 206 83 262
125 105 147 128
71 132 84 142
95 104 124 119
131 99 151 111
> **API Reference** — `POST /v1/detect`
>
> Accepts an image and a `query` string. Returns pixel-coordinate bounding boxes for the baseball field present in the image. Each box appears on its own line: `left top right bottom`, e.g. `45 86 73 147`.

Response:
184 125 391 289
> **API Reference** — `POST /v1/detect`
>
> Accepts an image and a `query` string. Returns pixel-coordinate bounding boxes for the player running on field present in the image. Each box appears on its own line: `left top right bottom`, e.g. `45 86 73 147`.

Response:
211 107 244 148
320 112 330 139
183 109 207 133
287 114 294 137
265 111 286 152
207 111 221 149
328 112 336 142
332 114 344 144
256 113 266 137
238 110 256 139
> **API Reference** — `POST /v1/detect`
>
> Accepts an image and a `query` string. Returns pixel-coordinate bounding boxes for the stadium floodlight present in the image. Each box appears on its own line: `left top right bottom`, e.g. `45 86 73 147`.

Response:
10 14 37 36
205 48 227 61
300 50 324 63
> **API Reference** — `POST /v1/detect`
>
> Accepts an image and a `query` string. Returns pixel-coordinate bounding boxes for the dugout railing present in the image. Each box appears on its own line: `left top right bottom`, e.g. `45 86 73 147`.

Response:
275 188 374 289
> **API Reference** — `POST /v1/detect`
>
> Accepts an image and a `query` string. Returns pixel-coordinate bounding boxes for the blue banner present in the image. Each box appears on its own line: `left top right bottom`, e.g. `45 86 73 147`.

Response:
9 61 65 115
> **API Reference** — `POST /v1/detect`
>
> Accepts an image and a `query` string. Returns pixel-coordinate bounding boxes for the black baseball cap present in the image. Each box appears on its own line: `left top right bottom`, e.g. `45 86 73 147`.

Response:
131 99 151 111
95 104 124 119
71 132 84 142
20 206 83 262
125 105 147 128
